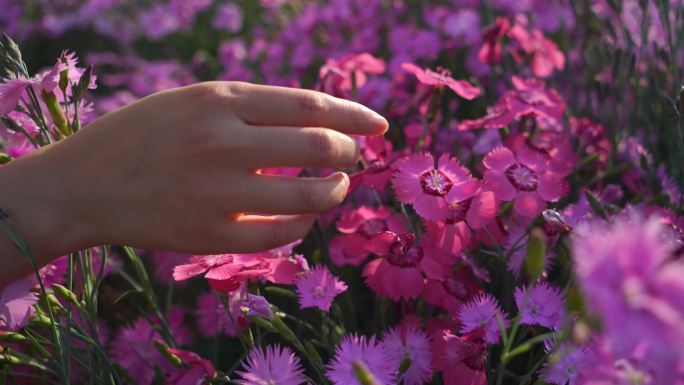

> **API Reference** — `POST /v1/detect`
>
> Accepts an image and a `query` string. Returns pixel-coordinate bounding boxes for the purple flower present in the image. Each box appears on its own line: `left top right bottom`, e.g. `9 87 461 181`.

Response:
0 77 30 116
242 294 273 320
195 290 247 338
0 278 37 331
383 325 433 385
213 3 243 33
457 293 508 344
540 341 591 385
294 265 347 312
327 334 398 385
236 345 305 385
514 282 564 329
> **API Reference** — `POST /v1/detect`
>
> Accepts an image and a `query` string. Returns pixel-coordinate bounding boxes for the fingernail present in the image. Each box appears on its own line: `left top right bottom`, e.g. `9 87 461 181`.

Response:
369 112 389 134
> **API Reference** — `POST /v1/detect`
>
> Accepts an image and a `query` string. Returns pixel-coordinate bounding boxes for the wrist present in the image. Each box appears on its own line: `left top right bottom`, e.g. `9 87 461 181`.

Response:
0 146 94 282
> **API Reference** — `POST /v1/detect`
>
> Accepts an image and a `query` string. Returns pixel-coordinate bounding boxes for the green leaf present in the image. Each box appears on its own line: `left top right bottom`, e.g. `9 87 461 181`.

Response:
585 191 607 220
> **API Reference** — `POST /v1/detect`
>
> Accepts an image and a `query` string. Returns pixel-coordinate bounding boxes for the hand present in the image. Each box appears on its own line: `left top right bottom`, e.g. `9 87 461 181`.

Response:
0 81 388 285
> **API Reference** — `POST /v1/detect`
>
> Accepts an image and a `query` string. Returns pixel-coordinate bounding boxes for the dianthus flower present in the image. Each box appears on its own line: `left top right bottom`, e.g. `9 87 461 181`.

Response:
483 144 567 217
514 282 564 329
295 265 347 312
165 348 216 385
0 77 30 115
110 308 191 385
478 17 510 64
393 153 481 222
423 265 483 317
173 254 269 292
540 341 591 385
572 212 684 365
330 205 407 267
195 290 248 337
383 324 433 385
0 278 37 331
401 62 480 100
319 53 385 97
236 345 305 385
433 329 487 385
457 293 508 344
327 334 397 385
508 25 565 78
363 232 453 301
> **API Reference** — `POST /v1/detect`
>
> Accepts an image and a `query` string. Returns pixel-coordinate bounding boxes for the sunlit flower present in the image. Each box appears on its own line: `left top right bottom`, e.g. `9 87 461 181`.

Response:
327 334 397 385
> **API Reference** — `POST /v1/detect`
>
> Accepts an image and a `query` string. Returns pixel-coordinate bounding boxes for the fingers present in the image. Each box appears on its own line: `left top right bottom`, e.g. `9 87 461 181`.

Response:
228 172 350 215
243 125 360 168
218 214 316 253
226 82 389 135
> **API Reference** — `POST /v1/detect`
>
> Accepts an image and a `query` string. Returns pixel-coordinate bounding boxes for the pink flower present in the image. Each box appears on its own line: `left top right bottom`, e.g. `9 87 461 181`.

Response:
433 329 487 385
165 348 216 385
0 278 37 331
295 265 347 312
110 308 191 384
173 254 269 292
383 324 433 385
401 63 480 100
423 266 483 317
478 17 510 64
0 77 30 115
460 77 565 131
393 153 479 222
457 294 508 344
236 345 305 385
424 188 497 254
363 232 453 301
319 53 385 97
253 241 309 285
195 290 248 338
514 282 564 329
508 25 565 78
326 334 398 385
331 205 407 267
483 145 567 217
350 136 400 192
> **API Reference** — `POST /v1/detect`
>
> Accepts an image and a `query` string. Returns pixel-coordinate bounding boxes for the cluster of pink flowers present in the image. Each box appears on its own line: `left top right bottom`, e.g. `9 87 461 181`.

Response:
2 1 684 385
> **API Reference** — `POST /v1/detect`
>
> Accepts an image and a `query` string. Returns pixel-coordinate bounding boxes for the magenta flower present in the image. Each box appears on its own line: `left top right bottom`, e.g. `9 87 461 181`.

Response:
478 17 510 64
295 265 347 312
109 308 191 384
319 52 385 97
363 232 453 301
401 62 480 100
236 345 305 385
326 334 398 385
0 278 37 331
393 153 480 222
0 77 30 116
514 282 564 329
508 25 565 78
433 329 487 385
423 266 483 317
331 205 407 267
457 293 508 344
483 145 566 217
173 254 269 292
165 348 216 385
383 324 433 385
195 290 248 337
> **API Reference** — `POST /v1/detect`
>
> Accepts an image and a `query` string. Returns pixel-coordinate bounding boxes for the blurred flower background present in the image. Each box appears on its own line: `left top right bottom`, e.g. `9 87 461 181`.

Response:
1 0 684 384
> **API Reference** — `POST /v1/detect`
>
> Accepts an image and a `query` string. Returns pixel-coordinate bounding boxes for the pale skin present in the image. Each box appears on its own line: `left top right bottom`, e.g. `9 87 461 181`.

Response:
0 81 389 287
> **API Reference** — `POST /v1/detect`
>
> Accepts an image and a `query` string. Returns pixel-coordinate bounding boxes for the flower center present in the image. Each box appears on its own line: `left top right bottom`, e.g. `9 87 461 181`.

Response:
446 198 472 223
505 163 539 191
200 255 232 269
419 169 453 196
358 219 388 238
386 233 423 267
314 287 325 299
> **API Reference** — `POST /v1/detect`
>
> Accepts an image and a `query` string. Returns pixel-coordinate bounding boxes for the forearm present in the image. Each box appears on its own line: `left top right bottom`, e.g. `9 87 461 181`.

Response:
0 147 92 287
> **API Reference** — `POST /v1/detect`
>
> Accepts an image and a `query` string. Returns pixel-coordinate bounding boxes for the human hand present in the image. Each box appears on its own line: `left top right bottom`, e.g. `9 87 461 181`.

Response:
0 81 388 282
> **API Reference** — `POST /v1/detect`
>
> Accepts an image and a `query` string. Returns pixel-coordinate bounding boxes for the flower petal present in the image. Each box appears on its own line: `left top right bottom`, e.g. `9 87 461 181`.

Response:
537 172 565 202
484 171 516 201
483 146 516 171
513 192 545 218
173 263 207 281
466 191 497 228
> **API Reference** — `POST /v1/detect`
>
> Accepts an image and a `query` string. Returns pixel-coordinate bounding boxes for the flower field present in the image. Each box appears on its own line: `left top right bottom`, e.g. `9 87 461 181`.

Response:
1 1 684 384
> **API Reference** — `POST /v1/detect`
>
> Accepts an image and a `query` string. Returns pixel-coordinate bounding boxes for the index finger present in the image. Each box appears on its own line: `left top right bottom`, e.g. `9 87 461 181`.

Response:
225 82 389 135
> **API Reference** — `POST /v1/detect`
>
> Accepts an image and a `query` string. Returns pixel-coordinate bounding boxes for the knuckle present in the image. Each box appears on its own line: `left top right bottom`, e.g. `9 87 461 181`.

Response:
190 81 248 109
310 129 339 164
298 91 328 118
